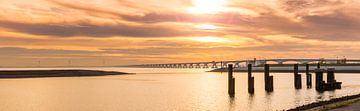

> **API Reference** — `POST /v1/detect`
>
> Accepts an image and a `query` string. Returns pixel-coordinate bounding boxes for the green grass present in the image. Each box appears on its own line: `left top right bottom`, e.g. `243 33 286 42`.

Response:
322 98 360 111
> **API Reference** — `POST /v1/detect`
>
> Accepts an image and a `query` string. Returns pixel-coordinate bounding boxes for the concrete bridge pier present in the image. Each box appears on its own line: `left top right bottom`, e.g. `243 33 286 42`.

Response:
177 64 182 68
222 62 228 68
294 64 302 89
203 64 209 68
183 64 188 68
327 68 335 83
180 64 184 68
264 64 273 92
315 69 325 91
234 62 240 68
228 64 235 95
306 64 312 88
248 64 254 94
195 64 201 68
189 64 194 68
211 63 218 69
326 68 342 90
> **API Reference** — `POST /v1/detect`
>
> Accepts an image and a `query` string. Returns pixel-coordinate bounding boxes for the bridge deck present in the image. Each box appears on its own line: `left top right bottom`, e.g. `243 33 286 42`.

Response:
129 59 359 68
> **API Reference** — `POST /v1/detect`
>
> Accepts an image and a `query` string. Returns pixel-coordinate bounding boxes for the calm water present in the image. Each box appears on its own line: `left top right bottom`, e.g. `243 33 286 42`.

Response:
0 67 360 111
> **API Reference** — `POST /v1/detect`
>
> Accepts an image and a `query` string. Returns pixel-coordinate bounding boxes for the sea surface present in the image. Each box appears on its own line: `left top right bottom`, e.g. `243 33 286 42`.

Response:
0 67 360 111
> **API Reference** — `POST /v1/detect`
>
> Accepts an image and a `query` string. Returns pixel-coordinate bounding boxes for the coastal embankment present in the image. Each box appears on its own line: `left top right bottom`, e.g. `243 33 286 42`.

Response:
0 70 133 78
287 93 360 111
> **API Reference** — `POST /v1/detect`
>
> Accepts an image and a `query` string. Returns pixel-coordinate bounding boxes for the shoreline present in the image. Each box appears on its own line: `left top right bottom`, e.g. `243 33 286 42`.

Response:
0 70 134 79
286 93 360 111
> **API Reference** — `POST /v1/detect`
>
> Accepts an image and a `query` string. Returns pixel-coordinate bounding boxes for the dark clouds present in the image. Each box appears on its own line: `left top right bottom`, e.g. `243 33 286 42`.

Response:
279 0 345 12
119 12 252 25
255 11 360 41
0 47 97 57
0 21 215 37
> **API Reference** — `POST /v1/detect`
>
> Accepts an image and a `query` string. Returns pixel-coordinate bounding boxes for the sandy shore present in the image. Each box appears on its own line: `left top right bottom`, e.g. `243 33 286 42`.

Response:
0 70 133 78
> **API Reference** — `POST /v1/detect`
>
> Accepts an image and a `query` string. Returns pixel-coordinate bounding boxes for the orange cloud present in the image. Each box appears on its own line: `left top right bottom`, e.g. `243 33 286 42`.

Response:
0 0 360 66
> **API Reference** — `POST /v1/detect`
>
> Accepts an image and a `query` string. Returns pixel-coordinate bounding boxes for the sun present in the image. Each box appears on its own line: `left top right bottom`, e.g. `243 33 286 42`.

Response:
196 24 218 30
188 0 227 14
191 37 227 43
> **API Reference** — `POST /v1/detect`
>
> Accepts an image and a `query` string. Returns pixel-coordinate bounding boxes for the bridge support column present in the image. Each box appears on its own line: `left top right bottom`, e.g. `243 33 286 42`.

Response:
228 64 235 95
211 63 218 69
248 64 254 94
189 64 194 68
326 68 342 90
306 64 312 88
222 62 228 68
170 64 174 68
203 64 209 68
315 69 325 91
264 64 273 92
327 68 335 83
294 64 302 89
183 64 187 68
195 64 201 68
234 62 240 68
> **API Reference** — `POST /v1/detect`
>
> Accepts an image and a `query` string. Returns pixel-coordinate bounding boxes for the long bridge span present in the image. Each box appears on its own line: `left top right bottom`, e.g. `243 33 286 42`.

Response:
128 58 360 69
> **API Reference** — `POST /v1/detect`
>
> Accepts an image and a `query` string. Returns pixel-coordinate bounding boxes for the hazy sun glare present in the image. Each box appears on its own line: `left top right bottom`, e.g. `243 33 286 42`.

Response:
188 0 227 14
196 24 218 30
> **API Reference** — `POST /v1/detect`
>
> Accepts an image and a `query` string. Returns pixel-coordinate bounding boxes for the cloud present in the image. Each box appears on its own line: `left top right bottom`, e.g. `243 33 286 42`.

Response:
2 0 360 66
0 21 214 37
119 12 252 25
278 0 345 13
48 0 122 17
0 47 97 57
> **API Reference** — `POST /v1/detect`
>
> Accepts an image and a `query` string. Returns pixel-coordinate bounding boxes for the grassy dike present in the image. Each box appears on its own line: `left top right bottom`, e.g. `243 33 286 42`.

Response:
286 93 360 111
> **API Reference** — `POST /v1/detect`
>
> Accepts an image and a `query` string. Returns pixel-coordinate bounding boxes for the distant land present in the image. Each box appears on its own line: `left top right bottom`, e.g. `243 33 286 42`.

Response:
0 70 133 78
0 66 114 68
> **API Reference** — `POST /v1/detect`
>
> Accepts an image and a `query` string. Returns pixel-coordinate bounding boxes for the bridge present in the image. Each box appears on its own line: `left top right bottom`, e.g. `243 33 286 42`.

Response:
129 58 360 69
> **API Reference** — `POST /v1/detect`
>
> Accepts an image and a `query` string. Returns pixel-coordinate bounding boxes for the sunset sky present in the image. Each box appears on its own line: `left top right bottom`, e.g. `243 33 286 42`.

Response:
0 0 360 67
